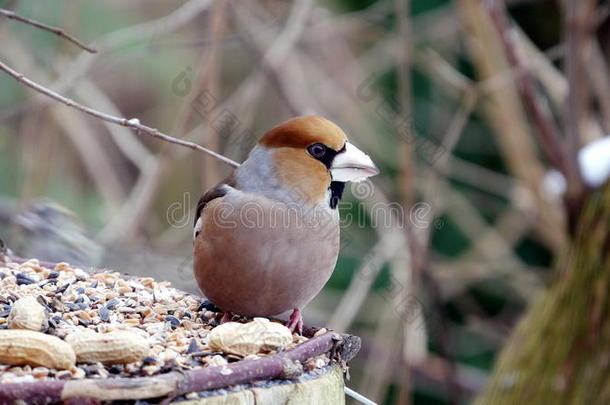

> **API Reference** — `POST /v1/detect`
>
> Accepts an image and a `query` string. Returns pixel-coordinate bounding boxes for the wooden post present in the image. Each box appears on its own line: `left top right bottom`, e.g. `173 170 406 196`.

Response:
176 366 345 405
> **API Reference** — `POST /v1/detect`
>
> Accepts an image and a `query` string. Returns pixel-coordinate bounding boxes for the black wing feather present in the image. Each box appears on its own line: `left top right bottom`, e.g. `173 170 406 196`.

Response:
194 174 236 227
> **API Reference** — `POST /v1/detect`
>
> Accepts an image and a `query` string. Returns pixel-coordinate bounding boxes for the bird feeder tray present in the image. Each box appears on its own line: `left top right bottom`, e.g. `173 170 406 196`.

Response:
0 258 360 404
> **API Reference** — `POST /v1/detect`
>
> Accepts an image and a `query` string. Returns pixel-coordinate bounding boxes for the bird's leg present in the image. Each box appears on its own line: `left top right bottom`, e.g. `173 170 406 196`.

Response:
286 308 303 334
220 312 233 324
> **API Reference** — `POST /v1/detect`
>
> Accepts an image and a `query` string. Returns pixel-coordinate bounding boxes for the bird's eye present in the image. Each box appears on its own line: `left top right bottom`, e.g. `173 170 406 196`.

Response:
308 143 326 158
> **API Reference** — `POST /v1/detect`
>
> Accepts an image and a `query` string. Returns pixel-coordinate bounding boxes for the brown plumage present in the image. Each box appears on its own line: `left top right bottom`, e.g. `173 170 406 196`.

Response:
193 116 379 333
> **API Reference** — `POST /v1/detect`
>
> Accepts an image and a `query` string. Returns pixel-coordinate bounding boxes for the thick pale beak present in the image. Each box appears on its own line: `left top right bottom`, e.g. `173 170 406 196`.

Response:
330 142 380 182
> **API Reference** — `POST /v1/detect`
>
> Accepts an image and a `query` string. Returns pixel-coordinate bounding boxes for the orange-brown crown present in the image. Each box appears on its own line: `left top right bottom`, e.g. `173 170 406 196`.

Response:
259 116 347 151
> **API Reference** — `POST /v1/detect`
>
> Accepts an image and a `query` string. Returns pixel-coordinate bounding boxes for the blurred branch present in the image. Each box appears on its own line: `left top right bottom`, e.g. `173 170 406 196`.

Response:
395 0 415 209
592 2 610 30
360 300 404 402
446 156 513 198
231 0 314 115
440 182 526 271
564 0 596 152
409 94 478 404
481 28 567 109
328 236 402 332
75 80 154 170
98 157 162 243
586 40 610 135
100 0 314 244
0 37 127 213
457 0 566 251
432 260 544 302
199 0 228 190
394 1 415 401
328 181 410 331
1 0 214 121
413 90 477 272
0 8 96 53
411 89 483 399
413 48 474 96
49 106 126 210
485 0 582 196
0 60 240 168
419 266 462 405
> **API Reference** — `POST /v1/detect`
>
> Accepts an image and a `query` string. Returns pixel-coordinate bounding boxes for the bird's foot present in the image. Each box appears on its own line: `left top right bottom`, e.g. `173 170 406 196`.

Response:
220 312 233 324
286 308 303 335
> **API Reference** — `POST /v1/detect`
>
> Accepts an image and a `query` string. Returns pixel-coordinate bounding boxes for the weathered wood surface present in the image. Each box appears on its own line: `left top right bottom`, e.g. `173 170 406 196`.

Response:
176 366 345 405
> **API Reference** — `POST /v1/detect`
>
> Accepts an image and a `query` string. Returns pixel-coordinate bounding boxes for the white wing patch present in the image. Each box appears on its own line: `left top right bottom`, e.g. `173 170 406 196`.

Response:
193 216 202 241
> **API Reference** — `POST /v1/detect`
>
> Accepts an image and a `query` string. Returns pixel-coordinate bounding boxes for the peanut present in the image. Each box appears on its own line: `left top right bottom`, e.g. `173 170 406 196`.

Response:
8 296 47 331
208 318 293 357
0 330 75 369
66 330 150 365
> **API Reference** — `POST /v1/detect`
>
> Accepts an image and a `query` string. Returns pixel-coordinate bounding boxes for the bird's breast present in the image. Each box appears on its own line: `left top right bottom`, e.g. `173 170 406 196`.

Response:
193 191 340 317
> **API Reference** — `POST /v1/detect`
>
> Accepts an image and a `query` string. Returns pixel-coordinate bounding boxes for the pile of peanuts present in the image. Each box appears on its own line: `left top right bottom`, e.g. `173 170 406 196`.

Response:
0 259 317 384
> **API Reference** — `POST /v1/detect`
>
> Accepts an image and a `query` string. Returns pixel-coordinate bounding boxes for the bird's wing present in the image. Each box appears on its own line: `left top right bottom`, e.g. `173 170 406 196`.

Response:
193 174 236 240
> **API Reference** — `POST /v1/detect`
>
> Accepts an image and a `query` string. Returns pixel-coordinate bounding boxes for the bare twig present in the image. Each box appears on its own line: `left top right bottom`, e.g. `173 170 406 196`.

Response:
0 60 240 168
0 8 96 53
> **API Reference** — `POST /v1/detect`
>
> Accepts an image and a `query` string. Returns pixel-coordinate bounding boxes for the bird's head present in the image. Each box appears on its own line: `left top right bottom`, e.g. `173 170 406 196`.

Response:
238 116 379 208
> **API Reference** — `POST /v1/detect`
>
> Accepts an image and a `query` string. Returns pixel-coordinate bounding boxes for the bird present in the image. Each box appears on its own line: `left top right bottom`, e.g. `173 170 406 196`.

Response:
192 116 379 333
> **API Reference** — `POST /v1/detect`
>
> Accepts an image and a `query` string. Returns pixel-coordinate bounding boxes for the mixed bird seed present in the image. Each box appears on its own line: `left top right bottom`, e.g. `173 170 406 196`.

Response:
0 259 321 384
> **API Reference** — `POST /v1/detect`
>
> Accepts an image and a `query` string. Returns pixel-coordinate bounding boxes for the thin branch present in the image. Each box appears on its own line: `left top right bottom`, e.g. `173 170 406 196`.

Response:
0 60 240 168
0 8 96 53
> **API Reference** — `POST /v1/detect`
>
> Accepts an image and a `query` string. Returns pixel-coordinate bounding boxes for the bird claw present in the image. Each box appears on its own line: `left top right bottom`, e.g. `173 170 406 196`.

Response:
286 308 303 335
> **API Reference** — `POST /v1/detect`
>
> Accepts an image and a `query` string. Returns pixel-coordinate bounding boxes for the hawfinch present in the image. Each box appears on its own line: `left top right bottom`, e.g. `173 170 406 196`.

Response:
193 116 379 333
